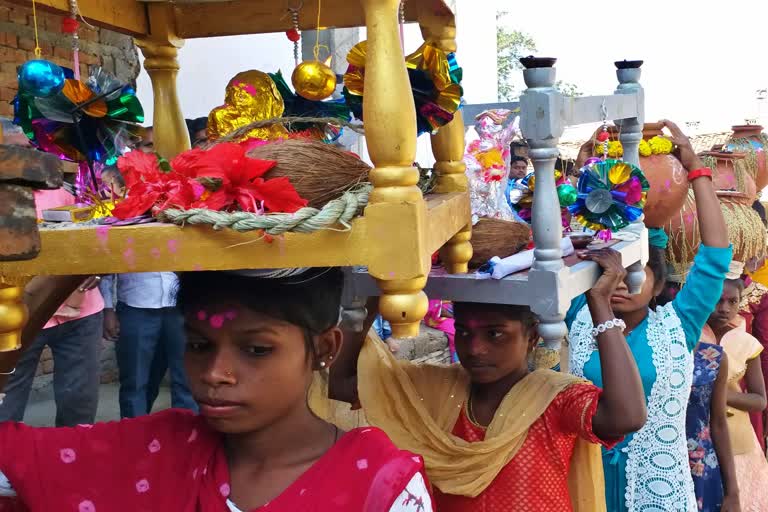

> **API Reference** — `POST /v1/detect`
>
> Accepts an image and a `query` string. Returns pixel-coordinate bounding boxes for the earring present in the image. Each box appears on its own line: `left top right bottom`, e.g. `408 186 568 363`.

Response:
320 361 327 368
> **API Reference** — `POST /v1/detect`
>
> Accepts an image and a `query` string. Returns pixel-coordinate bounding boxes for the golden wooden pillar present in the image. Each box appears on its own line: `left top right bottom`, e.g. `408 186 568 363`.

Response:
420 9 472 274
361 0 428 338
0 278 30 352
135 4 191 159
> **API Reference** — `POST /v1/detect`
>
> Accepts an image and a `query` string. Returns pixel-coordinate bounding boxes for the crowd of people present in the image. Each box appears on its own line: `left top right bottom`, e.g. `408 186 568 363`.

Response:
0 120 766 512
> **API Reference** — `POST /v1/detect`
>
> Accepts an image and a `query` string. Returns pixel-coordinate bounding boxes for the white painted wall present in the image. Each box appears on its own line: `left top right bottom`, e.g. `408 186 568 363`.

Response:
136 33 295 124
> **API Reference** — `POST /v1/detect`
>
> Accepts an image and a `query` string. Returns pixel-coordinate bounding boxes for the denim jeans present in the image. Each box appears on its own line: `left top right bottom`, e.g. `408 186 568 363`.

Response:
115 304 197 418
0 312 103 426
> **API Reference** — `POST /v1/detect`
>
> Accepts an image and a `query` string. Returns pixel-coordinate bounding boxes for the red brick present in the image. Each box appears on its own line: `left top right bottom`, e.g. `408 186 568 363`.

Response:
17 37 35 51
0 33 18 48
79 52 99 65
0 103 13 117
0 71 17 89
8 7 29 25
80 27 99 42
0 86 17 102
0 47 27 63
53 45 71 59
0 6 11 22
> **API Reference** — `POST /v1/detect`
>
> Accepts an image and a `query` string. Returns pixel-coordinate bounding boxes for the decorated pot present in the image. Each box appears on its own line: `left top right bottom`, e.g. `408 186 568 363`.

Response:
726 124 767 192
665 189 766 266
638 123 689 228
700 151 756 203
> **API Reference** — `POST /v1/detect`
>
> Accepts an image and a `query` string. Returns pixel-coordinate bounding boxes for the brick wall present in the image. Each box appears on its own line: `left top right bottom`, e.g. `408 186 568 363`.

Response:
0 0 137 391
0 0 140 117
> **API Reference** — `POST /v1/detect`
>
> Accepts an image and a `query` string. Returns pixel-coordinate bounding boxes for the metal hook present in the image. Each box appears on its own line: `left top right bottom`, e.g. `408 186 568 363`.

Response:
600 99 608 123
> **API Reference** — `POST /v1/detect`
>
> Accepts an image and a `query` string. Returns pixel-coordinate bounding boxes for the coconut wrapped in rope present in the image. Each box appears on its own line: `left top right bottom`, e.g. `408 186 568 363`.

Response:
247 139 371 209
468 218 531 269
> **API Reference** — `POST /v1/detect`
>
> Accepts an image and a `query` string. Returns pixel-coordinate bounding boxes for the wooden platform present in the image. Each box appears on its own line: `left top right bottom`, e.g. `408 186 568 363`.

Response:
0 192 469 279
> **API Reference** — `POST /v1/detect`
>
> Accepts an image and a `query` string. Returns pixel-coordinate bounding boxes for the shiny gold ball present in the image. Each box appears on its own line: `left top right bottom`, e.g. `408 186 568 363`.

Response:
291 60 337 101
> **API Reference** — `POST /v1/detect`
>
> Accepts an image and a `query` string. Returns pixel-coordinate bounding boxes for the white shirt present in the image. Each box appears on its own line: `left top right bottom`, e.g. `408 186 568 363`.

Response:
99 272 178 309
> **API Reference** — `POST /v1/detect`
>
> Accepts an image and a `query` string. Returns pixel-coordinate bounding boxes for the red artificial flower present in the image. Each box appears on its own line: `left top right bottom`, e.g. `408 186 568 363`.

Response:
175 143 308 213
112 151 198 219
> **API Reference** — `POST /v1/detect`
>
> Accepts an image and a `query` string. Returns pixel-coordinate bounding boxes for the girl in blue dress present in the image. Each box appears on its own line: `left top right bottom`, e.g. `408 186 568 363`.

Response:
686 341 740 511
566 120 733 512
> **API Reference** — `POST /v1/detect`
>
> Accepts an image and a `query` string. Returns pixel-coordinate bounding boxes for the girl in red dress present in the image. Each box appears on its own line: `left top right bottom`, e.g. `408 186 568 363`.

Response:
0 269 431 512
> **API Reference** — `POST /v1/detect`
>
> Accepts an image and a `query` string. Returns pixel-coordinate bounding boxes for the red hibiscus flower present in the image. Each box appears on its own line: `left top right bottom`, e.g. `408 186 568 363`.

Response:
175 143 307 213
111 151 198 219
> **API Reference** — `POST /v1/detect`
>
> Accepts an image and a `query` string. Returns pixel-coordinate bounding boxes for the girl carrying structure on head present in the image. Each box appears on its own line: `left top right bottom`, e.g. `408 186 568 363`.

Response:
331 248 648 511
566 120 733 512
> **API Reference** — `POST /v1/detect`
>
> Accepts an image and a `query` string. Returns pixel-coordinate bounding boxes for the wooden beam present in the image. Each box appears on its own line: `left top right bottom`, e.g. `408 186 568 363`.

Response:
173 0 452 39
7 0 148 36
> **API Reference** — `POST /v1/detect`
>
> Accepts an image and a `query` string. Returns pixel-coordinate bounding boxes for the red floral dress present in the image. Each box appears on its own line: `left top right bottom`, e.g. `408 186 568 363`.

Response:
433 384 617 512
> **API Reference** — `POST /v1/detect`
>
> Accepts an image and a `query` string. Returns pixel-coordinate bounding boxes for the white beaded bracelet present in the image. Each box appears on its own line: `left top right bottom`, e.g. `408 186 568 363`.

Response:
591 318 626 338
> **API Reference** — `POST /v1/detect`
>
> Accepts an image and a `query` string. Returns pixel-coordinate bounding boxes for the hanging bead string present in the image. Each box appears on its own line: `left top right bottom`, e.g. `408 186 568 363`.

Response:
30 0 42 57
399 0 406 52
64 0 81 79
289 7 300 66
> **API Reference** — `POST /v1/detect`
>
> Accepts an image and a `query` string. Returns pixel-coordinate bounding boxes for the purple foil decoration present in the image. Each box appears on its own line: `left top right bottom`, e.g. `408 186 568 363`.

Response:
596 229 612 242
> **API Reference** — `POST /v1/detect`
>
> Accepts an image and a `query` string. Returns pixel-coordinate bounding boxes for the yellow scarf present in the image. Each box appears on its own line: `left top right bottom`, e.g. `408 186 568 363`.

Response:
349 333 606 511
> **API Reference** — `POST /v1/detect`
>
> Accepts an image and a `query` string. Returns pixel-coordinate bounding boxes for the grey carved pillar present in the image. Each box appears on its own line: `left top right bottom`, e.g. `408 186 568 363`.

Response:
520 57 569 350
615 60 648 294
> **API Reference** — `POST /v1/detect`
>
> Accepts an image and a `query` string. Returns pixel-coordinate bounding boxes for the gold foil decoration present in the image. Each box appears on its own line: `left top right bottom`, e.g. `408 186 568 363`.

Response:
207 70 288 141
292 59 337 101
343 41 461 116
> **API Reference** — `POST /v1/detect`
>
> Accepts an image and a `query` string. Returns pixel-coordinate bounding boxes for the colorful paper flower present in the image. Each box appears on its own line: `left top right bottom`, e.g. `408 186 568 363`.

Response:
112 144 307 220
569 159 649 231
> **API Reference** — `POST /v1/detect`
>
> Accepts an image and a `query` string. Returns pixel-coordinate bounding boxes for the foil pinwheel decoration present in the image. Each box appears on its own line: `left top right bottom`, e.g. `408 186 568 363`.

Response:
343 41 463 135
569 159 649 232
14 62 145 201
508 169 577 230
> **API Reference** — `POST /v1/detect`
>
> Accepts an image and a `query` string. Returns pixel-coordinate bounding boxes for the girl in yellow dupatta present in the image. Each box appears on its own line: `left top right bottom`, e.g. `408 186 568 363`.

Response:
704 276 768 511
329 250 647 512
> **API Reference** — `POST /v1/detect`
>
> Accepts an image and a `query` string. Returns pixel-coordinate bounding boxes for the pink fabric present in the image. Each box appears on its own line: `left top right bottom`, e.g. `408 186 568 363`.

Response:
33 190 104 329
0 409 427 511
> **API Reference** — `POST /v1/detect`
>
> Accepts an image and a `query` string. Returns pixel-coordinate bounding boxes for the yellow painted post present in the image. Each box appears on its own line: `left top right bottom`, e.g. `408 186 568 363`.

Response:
420 8 472 274
0 278 30 352
361 0 428 338
135 4 191 159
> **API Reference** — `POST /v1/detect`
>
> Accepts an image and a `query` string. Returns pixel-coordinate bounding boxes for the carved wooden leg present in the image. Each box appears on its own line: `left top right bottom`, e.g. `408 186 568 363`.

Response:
433 112 473 274
0 281 29 352
136 4 190 159
520 62 569 351
615 63 648 293
361 0 427 339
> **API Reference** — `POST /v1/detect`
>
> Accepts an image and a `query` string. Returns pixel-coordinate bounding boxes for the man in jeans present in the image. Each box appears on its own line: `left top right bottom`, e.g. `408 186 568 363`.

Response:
0 188 104 426
100 272 197 417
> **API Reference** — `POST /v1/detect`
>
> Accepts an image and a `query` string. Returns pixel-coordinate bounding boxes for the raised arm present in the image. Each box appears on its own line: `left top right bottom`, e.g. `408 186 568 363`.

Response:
710 352 741 511
328 297 378 405
580 249 647 438
661 119 729 249
727 356 768 413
